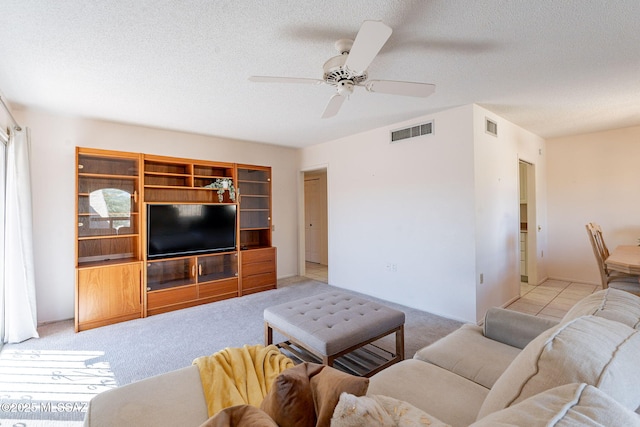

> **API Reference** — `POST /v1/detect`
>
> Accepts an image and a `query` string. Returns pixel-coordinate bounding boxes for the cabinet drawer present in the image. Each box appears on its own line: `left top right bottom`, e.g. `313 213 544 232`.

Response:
199 278 238 299
242 272 276 292
147 285 197 309
241 247 276 265
242 260 275 277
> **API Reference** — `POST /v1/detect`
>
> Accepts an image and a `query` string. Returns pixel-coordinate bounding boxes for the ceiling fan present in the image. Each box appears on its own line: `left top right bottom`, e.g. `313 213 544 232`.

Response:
249 20 435 118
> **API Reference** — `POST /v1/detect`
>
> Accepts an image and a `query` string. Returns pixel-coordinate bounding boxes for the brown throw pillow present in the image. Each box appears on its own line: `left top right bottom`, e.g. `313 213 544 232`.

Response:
260 362 324 427
199 404 278 427
310 365 369 427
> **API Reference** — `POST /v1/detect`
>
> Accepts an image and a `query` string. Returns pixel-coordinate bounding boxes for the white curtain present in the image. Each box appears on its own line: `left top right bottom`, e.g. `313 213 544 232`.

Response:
0 132 5 346
2 127 38 343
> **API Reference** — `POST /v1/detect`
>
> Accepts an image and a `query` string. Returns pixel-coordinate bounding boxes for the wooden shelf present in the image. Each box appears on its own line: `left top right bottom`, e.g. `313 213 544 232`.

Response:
79 172 138 179
77 257 140 268
143 156 236 204
78 233 138 241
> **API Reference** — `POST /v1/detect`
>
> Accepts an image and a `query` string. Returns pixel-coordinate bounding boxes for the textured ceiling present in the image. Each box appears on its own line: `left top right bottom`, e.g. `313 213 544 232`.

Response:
0 1 639 147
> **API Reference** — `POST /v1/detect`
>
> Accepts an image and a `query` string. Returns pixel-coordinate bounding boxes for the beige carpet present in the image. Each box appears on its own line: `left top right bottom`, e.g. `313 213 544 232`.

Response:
0 278 463 425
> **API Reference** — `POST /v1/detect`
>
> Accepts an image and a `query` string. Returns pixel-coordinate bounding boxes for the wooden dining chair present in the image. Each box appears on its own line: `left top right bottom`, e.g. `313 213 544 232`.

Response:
585 222 640 294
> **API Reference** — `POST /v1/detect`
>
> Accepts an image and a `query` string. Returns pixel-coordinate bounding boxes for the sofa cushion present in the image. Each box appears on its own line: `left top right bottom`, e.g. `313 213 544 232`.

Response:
259 362 368 427
331 393 451 427
260 362 323 427
368 359 489 427
310 363 369 427
471 383 640 427
561 288 640 328
414 324 520 389
477 315 640 419
483 307 558 349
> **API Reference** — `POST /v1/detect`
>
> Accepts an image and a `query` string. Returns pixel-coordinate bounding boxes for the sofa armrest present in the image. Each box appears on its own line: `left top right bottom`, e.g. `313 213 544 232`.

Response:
83 365 209 427
483 307 558 349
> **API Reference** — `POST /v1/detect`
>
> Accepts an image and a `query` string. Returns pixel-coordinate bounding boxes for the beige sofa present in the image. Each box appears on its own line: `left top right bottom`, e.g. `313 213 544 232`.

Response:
83 288 640 426
369 287 640 426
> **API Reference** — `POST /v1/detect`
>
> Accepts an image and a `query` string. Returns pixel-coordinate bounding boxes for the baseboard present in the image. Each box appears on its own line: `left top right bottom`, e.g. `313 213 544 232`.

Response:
546 275 600 287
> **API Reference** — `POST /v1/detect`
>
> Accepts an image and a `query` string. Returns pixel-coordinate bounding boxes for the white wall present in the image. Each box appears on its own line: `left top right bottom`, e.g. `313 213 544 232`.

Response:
300 105 478 322
299 104 548 323
546 125 640 284
15 107 299 323
472 105 547 320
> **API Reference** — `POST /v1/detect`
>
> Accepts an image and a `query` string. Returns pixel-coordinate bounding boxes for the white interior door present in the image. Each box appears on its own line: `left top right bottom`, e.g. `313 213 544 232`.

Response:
305 177 321 263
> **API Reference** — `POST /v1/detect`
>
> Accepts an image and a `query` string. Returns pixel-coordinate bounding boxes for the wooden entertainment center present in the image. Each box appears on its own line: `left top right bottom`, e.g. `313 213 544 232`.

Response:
75 147 276 332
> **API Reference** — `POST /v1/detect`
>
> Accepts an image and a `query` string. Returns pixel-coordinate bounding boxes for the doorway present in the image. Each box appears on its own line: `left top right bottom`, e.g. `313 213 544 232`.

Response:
518 160 537 287
303 169 328 282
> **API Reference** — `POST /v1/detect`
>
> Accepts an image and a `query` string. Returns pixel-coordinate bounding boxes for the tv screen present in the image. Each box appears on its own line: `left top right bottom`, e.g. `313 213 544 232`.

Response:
147 204 237 259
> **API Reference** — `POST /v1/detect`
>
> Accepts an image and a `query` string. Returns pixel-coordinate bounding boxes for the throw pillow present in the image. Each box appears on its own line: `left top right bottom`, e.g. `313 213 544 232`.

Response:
471 383 640 427
260 362 323 427
310 364 369 427
330 393 394 427
477 315 640 419
199 404 278 427
331 393 451 427
561 288 640 328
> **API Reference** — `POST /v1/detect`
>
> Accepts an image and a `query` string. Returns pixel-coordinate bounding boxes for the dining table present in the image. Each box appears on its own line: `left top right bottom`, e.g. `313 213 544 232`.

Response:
605 245 640 276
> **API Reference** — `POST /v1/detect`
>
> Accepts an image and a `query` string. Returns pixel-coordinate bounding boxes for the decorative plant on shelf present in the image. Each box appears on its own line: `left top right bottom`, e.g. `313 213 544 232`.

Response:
203 178 236 202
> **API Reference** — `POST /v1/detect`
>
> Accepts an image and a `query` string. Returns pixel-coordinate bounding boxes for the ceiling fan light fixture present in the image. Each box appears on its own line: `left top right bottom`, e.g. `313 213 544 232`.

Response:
322 53 368 85
336 80 354 97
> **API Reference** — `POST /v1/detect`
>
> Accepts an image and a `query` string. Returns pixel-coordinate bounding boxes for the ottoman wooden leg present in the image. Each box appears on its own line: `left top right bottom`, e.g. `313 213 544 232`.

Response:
396 325 405 360
265 322 273 346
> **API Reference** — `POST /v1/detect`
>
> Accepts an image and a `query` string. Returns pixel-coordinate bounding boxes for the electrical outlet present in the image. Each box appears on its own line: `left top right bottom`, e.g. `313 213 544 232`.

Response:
385 263 398 273
480 273 484 284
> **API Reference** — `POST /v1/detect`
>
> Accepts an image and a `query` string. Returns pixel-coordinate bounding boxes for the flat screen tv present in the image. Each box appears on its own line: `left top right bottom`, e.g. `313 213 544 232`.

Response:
147 204 237 259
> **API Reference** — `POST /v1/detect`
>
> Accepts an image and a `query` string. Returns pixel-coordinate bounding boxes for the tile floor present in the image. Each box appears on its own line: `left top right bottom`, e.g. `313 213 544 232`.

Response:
507 279 599 321
304 261 328 283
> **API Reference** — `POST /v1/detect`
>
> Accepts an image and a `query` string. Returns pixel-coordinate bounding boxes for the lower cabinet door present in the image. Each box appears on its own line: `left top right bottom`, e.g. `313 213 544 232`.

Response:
76 262 142 331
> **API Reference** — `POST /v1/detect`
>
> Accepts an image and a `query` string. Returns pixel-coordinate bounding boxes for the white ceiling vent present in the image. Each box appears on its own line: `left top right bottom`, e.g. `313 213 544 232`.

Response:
391 121 433 143
485 118 498 137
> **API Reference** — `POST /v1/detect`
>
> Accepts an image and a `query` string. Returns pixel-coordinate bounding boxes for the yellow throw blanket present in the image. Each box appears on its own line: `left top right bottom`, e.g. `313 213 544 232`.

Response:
193 344 294 417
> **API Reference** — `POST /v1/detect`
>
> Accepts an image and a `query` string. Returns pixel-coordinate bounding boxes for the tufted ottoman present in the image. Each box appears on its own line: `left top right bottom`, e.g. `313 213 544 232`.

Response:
264 291 405 377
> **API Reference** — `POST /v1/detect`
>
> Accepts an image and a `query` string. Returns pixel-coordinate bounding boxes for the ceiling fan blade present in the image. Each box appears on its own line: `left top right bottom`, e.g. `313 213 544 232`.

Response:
321 94 346 119
344 20 392 74
249 76 324 85
366 80 436 97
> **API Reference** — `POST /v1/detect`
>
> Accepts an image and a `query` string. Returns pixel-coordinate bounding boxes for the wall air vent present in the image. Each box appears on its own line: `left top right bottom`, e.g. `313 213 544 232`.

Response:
485 118 498 137
390 121 433 143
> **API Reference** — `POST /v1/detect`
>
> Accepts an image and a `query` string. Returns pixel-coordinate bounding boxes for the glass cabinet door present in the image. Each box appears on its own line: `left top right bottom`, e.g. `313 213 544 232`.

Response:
198 253 238 283
146 257 196 291
238 166 272 249
77 151 140 265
